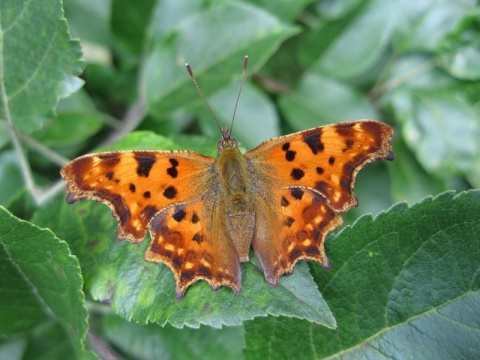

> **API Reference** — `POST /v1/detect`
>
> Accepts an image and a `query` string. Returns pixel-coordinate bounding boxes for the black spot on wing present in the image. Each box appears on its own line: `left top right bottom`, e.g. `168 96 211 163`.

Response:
283 216 295 227
281 142 296 161
291 168 305 180
135 154 156 177
173 207 186 222
290 188 304 200
98 153 121 167
167 158 179 178
191 213 199 223
163 186 177 199
303 130 324 154
129 183 136 192
192 233 204 244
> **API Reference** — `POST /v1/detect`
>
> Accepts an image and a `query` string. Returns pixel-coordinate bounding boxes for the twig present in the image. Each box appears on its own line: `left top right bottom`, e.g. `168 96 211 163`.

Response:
16 131 70 167
7 122 41 200
99 97 147 148
88 329 119 360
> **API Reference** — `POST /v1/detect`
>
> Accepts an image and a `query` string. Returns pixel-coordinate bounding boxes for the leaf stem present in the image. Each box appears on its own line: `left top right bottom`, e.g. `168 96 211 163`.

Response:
16 131 70 167
99 96 147 148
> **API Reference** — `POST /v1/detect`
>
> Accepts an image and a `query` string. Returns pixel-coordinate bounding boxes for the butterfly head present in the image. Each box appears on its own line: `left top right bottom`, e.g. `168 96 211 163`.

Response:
217 128 238 153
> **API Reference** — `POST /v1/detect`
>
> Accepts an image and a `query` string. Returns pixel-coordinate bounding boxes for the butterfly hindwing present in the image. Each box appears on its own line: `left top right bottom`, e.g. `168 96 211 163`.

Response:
145 200 242 300
252 186 342 286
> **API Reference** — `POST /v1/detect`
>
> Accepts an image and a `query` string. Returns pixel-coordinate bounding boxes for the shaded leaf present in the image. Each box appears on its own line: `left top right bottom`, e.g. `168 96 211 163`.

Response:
437 9 480 80
0 206 91 358
393 0 476 53
389 139 448 204
102 315 244 360
198 82 281 149
244 190 480 359
244 0 315 22
142 1 298 117
0 0 84 132
64 0 111 46
0 152 24 207
111 0 156 58
302 0 395 80
401 90 478 176
278 73 377 131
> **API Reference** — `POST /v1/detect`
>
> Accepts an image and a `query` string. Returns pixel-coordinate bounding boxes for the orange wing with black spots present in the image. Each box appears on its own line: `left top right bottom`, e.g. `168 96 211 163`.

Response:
246 120 393 285
61 150 214 243
145 200 241 300
247 120 394 211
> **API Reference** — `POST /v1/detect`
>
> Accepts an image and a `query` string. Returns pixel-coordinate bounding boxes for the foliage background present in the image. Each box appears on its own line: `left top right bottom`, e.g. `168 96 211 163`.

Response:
0 0 479 359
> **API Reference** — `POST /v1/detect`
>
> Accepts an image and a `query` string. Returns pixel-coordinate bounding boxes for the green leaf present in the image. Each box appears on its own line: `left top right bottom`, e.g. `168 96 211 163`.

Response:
111 0 156 59
0 0 84 132
102 315 244 360
389 139 448 204
32 90 104 149
64 0 110 47
379 55 480 177
244 190 480 359
0 151 24 207
244 0 315 22
142 1 298 117
393 0 477 53
401 90 479 176
33 132 335 329
278 73 377 131
0 206 91 358
198 82 281 149
301 0 395 80
437 9 480 81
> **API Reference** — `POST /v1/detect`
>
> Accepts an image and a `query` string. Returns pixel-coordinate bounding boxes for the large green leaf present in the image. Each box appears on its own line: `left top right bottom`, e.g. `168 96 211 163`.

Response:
437 8 480 81
0 0 84 132
301 0 395 80
393 0 477 53
379 55 480 177
0 206 91 358
389 140 448 204
33 131 335 329
244 190 480 359
278 73 377 131
142 0 298 117
198 81 281 149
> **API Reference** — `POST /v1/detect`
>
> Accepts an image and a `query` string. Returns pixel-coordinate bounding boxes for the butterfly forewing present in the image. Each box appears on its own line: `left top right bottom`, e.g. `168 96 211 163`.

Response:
246 120 394 212
60 150 214 242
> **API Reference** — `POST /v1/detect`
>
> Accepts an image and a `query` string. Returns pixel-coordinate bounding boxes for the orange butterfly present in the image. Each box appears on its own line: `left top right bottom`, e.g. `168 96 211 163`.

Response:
61 58 394 300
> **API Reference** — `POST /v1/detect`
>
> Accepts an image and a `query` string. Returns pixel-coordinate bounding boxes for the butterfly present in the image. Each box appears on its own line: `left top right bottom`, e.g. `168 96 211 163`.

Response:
61 59 394 300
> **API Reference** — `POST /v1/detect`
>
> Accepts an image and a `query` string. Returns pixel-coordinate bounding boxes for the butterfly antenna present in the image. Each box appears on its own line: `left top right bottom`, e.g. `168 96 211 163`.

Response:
230 55 248 134
185 63 222 133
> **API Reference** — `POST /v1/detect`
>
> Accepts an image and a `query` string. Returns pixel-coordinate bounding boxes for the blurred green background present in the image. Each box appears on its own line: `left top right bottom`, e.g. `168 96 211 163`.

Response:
1 0 479 359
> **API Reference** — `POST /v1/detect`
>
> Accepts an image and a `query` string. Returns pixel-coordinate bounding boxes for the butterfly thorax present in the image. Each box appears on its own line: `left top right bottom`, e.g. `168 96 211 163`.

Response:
215 131 255 261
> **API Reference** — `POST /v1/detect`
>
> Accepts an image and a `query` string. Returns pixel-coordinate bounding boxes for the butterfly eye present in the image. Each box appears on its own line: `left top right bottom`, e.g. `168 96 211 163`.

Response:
217 139 224 151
